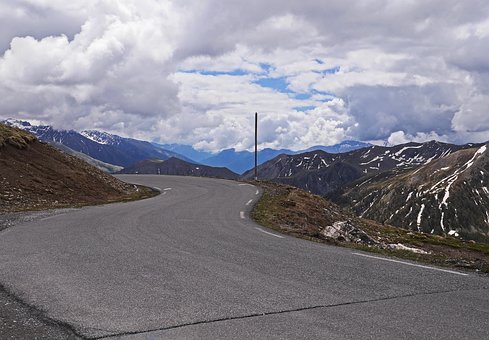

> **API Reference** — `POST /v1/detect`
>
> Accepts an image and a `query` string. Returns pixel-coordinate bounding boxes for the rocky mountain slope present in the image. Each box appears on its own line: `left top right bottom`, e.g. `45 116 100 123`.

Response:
242 141 480 196
0 124 152 212
252 181 489 273
336 144 489 240
118 157 239 180
3 119 189 167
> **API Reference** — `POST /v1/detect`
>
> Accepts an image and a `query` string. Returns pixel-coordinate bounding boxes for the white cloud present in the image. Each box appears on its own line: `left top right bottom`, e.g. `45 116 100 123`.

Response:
387 130 448 146
0 0 489 151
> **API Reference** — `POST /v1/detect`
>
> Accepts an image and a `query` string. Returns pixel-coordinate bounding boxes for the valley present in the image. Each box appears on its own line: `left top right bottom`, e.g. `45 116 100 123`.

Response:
4 119 489 243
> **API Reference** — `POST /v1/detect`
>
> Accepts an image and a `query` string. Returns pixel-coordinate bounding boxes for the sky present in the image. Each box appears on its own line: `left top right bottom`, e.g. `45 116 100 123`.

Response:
1 0 489 151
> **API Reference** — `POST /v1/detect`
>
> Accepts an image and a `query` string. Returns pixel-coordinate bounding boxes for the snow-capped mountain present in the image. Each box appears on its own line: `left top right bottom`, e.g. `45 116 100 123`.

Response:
242 139 489 238
338 144 489 238
242 141 481 196
2 119 190 167
80 130 123 145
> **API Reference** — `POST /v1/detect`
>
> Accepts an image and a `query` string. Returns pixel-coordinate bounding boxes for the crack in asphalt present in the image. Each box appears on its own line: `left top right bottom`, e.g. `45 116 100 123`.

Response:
93 286 489 339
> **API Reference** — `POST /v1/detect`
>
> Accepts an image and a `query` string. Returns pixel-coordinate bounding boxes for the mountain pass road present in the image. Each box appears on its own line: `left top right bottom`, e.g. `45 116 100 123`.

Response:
0 175 488 339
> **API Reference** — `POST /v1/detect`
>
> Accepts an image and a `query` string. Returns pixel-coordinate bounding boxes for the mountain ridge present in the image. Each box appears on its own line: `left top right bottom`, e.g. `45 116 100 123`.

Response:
2 119 191 167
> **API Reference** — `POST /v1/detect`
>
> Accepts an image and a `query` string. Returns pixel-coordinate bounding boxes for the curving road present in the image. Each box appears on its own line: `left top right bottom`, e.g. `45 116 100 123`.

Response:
0 175 488 339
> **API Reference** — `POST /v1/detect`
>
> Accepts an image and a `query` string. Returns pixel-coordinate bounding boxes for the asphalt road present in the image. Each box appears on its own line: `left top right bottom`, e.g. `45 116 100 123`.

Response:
0 175 488 339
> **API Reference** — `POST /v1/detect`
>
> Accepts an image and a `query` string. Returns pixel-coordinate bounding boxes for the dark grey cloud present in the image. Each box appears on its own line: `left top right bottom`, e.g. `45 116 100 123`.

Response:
0 1 83 53
343 84 459 141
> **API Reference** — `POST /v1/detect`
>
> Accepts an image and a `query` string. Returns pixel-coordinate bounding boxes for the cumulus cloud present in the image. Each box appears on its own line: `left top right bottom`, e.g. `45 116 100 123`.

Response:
0 0 181 132
1 0 489 150
387 130 449 146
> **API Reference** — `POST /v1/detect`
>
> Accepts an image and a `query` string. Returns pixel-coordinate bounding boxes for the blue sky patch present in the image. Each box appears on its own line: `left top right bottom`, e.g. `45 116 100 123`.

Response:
259 63 273 72
294 105 316 112
295 93 312 100
254 76 290 93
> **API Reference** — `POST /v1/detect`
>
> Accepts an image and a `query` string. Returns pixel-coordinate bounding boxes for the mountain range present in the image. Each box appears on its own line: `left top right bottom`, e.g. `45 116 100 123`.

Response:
336 144 489 240
3 119 190 168
3 118 488 241
242 141 475 194
159 140 371 174
243 140 489 239
4 119 370 174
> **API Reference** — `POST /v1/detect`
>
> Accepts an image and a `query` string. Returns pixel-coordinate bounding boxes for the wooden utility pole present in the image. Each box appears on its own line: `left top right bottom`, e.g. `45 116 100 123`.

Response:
254 112 258 180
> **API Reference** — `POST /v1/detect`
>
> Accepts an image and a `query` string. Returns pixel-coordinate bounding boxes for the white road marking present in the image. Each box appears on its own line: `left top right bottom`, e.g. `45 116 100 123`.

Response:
254 227 284 239
240 211 245 219
239 183 255 187
256 189 259 195
162 192 167 196
163 188 172 191
246 199 253 206
153 187 162 191
352 253 469 276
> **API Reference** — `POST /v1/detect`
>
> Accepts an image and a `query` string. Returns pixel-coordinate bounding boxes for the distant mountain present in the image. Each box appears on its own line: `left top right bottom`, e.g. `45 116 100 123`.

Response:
0 124 140 212
118 157 239 180
300 140 371 154
153 143 213 162
153 141 370 175
201 148 292 174
200 141 371 174
3 119 190 167
242 141 479 196
336 144 489 238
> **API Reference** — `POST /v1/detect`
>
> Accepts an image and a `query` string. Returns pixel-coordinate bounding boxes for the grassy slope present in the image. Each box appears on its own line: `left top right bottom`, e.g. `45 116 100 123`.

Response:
251 181 489 274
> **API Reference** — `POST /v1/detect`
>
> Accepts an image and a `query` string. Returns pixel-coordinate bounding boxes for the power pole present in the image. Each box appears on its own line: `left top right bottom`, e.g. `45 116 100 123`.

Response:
254 112 258 181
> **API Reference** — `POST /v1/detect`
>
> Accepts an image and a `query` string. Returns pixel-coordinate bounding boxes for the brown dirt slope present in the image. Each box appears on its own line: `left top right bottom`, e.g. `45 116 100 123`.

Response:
0 124 154 212
251 181 489 274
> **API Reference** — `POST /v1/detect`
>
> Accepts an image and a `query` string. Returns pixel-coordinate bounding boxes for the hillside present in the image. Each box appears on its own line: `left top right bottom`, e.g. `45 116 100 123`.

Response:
118 157 239 180
252 181 489 273
0 124 155 212
335 144 489 240
242 141 480 196
3 119 190 167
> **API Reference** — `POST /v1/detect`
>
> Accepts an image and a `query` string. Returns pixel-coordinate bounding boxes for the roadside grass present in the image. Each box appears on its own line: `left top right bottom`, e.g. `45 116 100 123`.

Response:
250 180 489 275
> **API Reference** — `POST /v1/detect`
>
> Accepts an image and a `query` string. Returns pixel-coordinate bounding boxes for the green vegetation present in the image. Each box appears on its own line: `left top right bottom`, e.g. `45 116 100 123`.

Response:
250 180 489 274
